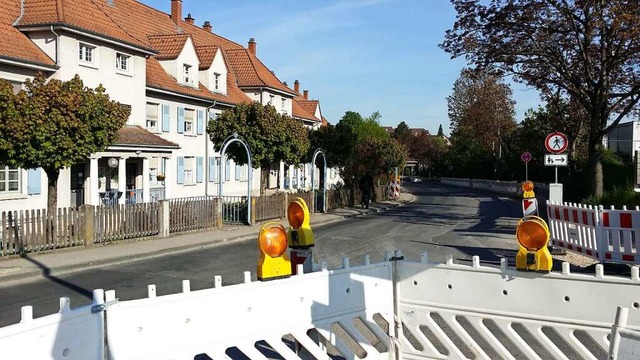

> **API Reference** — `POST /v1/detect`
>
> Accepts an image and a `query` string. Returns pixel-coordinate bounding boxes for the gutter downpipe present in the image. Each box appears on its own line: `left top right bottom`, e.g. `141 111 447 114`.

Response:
50 26 60 64
205 100 217 196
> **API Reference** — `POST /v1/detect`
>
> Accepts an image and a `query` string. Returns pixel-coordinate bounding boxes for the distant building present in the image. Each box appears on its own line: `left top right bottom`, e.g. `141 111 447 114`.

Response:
605 121 640 160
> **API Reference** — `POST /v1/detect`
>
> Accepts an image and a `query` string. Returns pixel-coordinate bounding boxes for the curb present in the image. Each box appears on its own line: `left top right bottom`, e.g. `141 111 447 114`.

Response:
0 196 414 286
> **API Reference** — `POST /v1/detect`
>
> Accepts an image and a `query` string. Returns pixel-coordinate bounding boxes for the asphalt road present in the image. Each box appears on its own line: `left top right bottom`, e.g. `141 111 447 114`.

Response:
0 182 524 327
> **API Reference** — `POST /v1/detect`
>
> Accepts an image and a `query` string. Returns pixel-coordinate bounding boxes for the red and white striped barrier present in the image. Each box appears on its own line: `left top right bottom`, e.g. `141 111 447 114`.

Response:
600 206 640 263
547 202 640 264
547 202 601 259
388 179 400 199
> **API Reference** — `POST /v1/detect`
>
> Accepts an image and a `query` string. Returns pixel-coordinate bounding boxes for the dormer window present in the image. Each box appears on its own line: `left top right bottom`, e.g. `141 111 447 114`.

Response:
183 64 192 85
116 53 130 72
79 43 95 64
214 73 221 90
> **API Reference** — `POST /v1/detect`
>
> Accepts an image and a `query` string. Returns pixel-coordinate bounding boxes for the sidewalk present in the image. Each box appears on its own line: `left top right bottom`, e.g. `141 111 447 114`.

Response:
0 193 415 286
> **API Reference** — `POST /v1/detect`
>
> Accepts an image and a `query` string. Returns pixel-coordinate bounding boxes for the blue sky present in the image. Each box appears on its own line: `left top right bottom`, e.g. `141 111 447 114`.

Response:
141 0 542 134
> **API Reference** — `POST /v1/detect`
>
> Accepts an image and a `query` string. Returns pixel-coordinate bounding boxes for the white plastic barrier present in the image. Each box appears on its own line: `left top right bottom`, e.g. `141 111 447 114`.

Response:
398 254 640 360
601 206 640 263
1 254 639 360
547 201 602 259
106 258 394 360
0 289 105 360
609 307 640 359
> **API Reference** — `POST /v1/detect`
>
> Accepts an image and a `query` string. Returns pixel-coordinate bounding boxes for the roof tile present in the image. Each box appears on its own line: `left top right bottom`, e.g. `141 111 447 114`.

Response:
0 1 56 67
225 48 295 95
148 33 189 60
115 125 179 148
146 57 251 105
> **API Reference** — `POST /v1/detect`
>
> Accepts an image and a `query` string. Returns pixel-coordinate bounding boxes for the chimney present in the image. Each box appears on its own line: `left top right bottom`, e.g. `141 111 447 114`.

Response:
203 21 212 32
171 0 182 23
294 80 300 93
303 90 309 99
283 81 288 87
247 38 256 55
185 13 194 25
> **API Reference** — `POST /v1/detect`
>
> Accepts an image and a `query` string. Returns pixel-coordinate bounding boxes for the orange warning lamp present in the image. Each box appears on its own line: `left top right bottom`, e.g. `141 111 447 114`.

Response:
287 198 314 248
515 216 552 272
257 223 291 281
522 181 535 199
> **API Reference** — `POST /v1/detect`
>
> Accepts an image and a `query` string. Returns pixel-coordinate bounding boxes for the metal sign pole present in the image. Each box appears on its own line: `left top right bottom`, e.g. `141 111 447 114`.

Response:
526 162 529 181
555 165 558 184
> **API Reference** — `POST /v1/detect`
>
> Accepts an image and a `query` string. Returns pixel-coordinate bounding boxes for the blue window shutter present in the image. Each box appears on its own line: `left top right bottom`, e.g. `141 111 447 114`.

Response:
27 168 41 195
225 159 230 181
235 162 241 180
197 110 204 135
208 157 215 182
196 157 203 183
177 107 185 134
162 104 170 132
177 156 185 184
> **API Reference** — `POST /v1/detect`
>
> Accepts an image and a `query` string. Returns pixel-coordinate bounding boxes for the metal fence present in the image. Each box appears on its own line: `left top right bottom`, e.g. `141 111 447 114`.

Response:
221 196 248 224
125 189 144 204
1 208 85 256
149 187 165 202
169 196 219 233
254 193 285 222
314 189 325 213
94 202 159 243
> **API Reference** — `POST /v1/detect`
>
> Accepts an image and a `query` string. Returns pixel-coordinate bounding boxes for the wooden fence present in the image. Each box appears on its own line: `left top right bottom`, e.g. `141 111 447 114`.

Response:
1 208 85 256
94 203 159 243
254 193 285 222
169 197 219 233
1 185 393 258
295 192 314 212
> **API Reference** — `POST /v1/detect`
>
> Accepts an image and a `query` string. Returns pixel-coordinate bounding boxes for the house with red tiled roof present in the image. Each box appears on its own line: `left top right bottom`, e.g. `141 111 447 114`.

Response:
0 0 334 211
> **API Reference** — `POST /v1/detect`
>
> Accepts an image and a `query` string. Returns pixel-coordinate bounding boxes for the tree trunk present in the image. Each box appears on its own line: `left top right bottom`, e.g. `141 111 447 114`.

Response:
45 168 59 214
44 168 59 242
260 166 269 196
587 139 604 199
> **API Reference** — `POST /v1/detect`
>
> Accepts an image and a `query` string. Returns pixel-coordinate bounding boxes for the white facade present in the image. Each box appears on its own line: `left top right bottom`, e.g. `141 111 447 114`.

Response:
607 120 640 159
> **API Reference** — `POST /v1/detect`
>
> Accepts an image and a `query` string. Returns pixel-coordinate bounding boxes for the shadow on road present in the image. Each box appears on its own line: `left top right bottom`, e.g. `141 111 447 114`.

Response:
20 254 93 300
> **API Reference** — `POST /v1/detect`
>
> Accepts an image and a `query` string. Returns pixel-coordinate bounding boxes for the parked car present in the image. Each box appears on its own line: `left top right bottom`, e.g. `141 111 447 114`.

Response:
411 177 422 183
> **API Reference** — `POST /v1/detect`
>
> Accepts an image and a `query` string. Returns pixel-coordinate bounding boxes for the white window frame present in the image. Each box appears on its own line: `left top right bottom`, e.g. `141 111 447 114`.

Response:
115 52 131 74
269 94 275 105
183 64 193 86
146 102 159 131
0 166 20 194
214 73 221 91
184 157 195 185
184 108 195 135
78 42 98 67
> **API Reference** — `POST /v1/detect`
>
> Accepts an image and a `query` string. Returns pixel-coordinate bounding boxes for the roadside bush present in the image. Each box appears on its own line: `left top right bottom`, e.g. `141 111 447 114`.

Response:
583 185 640 208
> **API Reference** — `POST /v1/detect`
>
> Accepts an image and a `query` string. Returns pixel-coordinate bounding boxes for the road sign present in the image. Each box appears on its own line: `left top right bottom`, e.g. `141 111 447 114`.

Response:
545 131 568 153
545 154 568 166
522 198 538 216
521 151 532 163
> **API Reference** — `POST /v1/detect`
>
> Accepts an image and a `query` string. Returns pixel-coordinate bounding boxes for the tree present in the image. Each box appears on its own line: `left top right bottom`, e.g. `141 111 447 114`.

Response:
437 124 444 137
346 136 408 181
0 73 130 213
446 69 516 178
441 0 640 197
393 121 411 144
447 69 516 149
208 102 310 194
